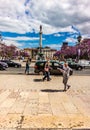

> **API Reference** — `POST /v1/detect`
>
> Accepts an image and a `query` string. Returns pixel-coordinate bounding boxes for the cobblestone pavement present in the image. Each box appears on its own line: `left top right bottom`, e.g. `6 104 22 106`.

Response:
0 74 90 129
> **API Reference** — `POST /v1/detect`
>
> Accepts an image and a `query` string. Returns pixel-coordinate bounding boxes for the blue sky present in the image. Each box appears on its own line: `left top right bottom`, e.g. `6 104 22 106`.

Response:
0 0 90 50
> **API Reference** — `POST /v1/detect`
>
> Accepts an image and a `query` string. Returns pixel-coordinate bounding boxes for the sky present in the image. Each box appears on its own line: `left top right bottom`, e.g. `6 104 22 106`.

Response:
0 0 90 50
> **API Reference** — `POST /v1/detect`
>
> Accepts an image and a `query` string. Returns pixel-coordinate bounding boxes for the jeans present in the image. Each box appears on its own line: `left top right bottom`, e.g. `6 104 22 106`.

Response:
25 67 29 74
43 71 50 81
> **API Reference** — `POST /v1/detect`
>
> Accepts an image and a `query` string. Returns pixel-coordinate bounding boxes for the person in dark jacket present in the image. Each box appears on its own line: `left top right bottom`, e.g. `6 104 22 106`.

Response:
25 59 30 75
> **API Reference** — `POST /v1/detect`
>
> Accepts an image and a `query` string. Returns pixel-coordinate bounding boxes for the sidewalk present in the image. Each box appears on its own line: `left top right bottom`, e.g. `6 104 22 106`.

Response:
0 74 90 129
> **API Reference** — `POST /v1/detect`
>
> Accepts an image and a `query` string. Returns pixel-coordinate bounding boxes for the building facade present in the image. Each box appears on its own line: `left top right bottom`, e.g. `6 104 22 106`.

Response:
23 47 57 60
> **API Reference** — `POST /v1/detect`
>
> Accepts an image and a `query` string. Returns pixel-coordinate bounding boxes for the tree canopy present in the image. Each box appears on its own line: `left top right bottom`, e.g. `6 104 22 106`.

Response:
54 39 90 60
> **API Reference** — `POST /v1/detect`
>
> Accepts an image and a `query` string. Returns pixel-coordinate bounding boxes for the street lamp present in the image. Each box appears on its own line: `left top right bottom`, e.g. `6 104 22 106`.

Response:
77 35 82 61
77 48 81 60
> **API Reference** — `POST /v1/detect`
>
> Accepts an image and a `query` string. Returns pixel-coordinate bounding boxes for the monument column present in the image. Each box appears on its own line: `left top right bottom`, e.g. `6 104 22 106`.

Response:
39 25 42 53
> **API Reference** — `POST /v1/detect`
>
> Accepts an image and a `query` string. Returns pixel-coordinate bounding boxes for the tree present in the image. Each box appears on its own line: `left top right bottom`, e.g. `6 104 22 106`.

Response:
54 38 90 60
0 43 17 59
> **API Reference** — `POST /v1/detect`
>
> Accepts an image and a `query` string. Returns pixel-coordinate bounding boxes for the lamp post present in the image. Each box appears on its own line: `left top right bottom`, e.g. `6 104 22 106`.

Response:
77 35 82 61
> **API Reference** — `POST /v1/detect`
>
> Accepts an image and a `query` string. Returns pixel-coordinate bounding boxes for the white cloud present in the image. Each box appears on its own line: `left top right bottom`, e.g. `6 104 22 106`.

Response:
4 39 22 47
28 0 90 34
0 17 31 34
82 34 90 39
4 36 43 41
65 37 77 43
0 0 90 35
54 33 61 37
5 36 30 41
0 0 26 19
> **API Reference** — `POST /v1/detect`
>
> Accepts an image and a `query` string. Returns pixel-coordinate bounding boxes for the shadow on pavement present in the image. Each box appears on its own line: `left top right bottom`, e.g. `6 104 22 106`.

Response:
33 79 43 82
41 89 64 92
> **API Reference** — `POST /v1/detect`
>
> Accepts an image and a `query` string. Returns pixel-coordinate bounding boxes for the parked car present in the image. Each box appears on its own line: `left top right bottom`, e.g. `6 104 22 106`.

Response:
34 60 73 75
59 61 83 70
0 61 8 68
0 60 21 68
68 62 83 70
78 60 90 69
0 64 6 70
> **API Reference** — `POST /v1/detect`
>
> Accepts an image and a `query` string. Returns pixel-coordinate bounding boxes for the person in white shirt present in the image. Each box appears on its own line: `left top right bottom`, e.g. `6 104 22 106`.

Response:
58 62 72 91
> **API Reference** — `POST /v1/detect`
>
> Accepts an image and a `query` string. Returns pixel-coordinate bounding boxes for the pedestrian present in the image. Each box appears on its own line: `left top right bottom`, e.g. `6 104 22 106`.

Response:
43 61 51 81
25 59 30 75
28 57 32 62
58 63 72 91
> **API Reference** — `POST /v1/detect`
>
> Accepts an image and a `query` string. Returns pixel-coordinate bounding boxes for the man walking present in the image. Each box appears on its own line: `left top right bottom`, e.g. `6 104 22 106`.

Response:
58 63 72 91
25 59 30 75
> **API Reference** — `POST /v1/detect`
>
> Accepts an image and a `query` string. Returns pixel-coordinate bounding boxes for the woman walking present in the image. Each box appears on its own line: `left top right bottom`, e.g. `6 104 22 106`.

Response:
43 61 51 81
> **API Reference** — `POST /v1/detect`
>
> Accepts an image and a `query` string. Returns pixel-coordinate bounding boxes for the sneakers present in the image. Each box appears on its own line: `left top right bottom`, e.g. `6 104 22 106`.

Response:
63 89 66 92
67 85 71 89
42 78 52 81
47 78 52 81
